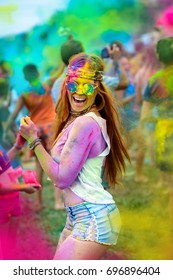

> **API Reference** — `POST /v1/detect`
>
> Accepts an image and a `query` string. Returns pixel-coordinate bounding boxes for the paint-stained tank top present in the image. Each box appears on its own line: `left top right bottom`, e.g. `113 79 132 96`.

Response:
69 112 115 204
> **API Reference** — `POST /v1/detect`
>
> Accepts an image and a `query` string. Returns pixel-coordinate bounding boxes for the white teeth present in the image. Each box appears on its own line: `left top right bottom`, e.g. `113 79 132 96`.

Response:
74 97 86 101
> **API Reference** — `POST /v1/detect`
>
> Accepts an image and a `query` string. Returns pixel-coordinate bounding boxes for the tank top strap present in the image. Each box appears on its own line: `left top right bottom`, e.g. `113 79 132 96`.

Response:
84 112 110 156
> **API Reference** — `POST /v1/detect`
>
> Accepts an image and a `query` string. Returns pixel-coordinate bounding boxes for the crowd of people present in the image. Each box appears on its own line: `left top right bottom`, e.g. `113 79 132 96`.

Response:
0 25 173 260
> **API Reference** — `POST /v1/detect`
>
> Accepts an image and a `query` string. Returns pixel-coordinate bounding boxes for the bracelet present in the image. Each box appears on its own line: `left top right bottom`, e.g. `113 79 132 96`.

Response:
29 140 42 150
32 141 42 150
28 137 41 150
14 144 22 150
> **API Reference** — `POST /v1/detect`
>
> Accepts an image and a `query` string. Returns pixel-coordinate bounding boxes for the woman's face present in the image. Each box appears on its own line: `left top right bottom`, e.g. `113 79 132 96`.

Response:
66 76 98 112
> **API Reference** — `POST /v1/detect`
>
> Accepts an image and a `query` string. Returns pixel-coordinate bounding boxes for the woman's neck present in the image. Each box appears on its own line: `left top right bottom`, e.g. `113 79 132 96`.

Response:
70 104 96 117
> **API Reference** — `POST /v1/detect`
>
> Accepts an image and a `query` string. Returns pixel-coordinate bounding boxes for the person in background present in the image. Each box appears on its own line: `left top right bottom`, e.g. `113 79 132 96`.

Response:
0 60 29 168
0 78 22 171
19 53 130 260
0 60 25 128
0 79 13 149
0 134 40 259
140 37 173 228
51 38 85 104
3 64 63 211
116 56 148 182
101 41 128 96
133 28 162 179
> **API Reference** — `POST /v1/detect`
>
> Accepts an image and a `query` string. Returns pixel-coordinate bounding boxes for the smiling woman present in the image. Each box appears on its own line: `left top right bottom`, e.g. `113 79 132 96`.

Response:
63 55 103 115
19 53 130 260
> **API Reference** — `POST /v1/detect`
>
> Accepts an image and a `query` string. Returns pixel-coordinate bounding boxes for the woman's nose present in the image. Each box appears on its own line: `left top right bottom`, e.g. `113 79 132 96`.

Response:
76 84 83 95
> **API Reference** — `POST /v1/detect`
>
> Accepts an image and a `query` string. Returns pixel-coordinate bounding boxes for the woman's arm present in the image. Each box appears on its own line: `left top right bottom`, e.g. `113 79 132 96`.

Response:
19 116 101 189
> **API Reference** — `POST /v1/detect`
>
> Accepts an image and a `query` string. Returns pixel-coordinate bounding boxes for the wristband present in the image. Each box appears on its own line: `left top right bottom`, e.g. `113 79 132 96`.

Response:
32 142 42 150
28 137 41 150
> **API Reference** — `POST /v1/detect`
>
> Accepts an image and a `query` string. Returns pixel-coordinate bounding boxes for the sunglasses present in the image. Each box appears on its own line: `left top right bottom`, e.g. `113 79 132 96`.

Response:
66 81 97 95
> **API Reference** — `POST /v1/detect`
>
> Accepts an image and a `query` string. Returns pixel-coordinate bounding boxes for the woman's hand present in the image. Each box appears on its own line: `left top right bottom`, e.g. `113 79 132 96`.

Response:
19 116 38 143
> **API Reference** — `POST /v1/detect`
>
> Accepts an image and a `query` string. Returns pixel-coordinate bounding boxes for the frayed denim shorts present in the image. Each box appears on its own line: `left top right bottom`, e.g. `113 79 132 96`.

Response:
64 202 121 245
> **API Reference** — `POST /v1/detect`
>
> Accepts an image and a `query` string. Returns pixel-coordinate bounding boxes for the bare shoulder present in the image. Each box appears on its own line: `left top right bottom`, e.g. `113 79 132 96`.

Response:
74 114 99 127
72 115 101 136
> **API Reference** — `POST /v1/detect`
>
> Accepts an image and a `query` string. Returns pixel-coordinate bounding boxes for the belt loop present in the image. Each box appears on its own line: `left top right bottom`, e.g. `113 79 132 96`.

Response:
69 206 74 216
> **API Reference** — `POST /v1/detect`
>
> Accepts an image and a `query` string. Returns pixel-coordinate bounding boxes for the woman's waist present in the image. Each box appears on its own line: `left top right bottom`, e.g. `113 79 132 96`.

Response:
63 184 115 207
63 188 85 207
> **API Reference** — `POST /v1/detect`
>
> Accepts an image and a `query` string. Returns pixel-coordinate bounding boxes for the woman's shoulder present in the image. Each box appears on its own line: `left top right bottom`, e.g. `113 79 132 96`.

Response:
72 114 101 135
74 115 97 126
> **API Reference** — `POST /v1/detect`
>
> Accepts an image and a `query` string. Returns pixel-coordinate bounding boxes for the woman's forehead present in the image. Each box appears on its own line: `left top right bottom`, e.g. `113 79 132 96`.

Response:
67 61 97 81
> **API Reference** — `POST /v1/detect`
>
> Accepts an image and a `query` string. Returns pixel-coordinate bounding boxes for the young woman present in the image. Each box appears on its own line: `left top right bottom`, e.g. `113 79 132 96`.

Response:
19 53 130 260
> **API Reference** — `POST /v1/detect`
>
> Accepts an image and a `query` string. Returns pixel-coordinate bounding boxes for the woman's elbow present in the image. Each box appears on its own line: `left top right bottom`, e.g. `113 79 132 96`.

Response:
54 177 72 190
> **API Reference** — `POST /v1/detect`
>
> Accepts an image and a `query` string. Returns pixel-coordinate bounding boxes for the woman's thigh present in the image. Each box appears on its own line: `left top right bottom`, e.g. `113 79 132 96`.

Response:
54 236 108 260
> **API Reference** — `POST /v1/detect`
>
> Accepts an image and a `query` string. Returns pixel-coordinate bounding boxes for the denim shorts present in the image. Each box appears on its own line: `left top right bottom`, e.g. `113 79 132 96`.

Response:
64 202 121 245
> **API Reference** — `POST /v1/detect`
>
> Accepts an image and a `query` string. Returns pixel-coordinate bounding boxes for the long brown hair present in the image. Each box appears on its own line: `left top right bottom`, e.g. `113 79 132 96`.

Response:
51 53 130 187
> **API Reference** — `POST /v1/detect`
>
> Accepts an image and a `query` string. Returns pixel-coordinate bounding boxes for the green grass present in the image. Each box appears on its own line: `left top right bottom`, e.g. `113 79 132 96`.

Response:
35 163 173 260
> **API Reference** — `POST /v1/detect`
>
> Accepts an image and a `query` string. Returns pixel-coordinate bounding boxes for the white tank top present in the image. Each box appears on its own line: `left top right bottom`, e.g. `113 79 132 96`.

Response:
70 112 115 204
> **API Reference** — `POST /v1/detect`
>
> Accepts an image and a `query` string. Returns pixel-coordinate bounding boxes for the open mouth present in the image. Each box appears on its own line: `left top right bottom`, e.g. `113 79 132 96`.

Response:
73 96 86 104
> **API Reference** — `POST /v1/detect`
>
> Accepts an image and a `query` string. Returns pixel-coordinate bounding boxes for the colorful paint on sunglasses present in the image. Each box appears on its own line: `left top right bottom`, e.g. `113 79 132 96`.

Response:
66 81 97 95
